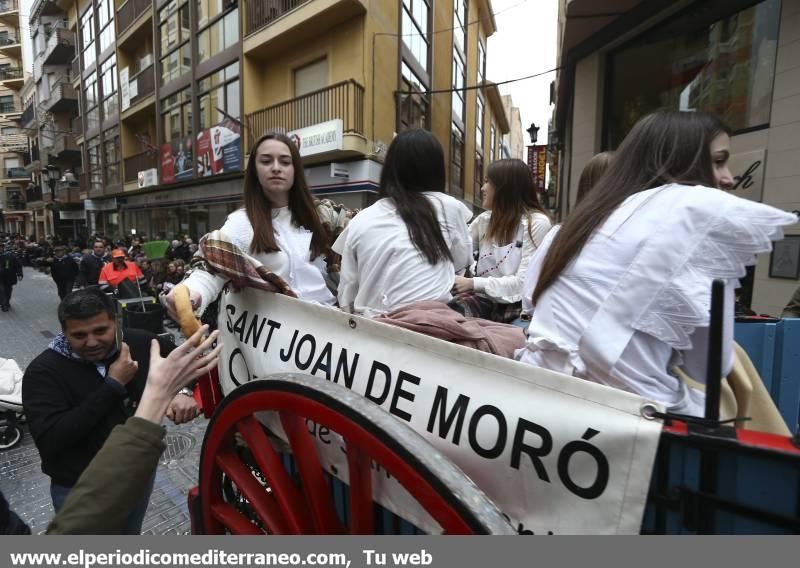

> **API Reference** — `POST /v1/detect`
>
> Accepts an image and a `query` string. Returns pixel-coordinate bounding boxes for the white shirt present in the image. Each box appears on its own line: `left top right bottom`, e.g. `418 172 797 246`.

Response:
332 192 473 317
470 210 552 304
184 207 335 312
516 184 797 416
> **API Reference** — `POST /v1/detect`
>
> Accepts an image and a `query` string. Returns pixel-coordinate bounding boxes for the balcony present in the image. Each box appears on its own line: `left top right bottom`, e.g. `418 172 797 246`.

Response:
123 150 158 183
6 198 24 210
118 0 151 37
243 0 367 57
0 67 23 90
1 133 27 152
0 0 19 26
122 65 155 113
246 79 365 158
42 134 79 158
42 27 75 65
54 182 81 204
4 167 28 179
24 145 41 173
25 184 42 203
21 101 35 127
42 81 78 114
0 34 21 59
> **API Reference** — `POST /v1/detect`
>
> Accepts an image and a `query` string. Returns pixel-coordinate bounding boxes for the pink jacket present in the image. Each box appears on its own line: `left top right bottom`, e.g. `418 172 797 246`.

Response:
377 301 525 358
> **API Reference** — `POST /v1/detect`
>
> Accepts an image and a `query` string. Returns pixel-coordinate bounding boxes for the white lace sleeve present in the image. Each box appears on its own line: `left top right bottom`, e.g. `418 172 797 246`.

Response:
580 186 797 375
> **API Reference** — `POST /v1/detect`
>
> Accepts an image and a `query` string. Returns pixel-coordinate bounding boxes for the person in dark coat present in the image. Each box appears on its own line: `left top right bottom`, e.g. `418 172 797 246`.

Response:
47 245 80 299
0 242 23 311
78 240 108 288
21 289 200 534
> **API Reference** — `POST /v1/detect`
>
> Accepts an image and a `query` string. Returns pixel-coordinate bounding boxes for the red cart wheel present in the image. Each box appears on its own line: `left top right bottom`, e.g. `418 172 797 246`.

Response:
195 373 513 535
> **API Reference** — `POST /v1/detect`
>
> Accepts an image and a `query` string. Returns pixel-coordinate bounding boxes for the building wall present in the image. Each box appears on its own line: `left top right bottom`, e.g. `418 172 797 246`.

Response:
562 1 800 316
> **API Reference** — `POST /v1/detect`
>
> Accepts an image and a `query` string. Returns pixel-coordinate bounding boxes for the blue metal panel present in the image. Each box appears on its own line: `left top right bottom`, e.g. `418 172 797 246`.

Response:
775 319 800 431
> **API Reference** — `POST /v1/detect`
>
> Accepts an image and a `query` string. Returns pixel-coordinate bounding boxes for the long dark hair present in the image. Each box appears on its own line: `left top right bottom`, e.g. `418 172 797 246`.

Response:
575 151 614 205
244 132 330 259
485 158 546 246
380 129 453 264
533 110 731 305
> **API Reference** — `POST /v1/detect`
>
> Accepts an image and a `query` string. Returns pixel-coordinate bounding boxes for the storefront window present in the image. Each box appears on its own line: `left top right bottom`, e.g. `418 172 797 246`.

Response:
606 0 781 148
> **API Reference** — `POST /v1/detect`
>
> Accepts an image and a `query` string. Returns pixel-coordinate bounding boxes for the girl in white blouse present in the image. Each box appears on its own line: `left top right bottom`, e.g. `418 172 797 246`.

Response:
450 159 552 322
162 132 336 318
517 111 797 416
332 129 472 317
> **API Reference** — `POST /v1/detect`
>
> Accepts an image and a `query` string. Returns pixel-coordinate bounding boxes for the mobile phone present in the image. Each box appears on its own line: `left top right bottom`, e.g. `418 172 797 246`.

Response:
114 310 124 351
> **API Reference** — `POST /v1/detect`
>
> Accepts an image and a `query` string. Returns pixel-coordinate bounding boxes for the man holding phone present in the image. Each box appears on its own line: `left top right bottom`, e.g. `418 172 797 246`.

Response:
21 289 200 534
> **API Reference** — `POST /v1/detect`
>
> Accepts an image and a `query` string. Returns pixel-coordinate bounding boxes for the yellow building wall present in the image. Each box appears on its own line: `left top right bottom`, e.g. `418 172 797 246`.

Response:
430 0 453 188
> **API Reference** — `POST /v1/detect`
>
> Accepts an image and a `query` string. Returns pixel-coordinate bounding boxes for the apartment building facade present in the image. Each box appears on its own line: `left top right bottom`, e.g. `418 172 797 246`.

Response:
28 0 508 241
551 0 800 316
0 0 30 235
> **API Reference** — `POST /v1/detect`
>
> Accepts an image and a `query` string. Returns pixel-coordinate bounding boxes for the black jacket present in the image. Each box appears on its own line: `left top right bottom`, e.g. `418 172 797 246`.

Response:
21 328 173 487
0 252 22 286
79 253 106 286
50 255 79 284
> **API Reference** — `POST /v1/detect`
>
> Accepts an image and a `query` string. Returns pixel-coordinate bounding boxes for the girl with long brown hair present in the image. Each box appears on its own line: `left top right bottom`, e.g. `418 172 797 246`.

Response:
517 110 796 416
450 158 552 322
163 132 336 317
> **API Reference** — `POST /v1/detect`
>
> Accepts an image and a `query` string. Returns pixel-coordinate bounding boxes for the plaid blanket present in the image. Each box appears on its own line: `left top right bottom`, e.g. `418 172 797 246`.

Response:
191 230 297 297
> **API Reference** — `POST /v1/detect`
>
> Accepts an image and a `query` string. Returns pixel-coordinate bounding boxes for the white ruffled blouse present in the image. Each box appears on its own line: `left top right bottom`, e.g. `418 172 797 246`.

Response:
516 184 798 416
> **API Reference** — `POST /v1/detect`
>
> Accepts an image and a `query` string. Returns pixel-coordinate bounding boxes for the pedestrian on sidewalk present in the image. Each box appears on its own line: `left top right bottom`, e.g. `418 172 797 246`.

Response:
0 242 23 312
21 289 200 534
47 245 79 300
78 241 108 288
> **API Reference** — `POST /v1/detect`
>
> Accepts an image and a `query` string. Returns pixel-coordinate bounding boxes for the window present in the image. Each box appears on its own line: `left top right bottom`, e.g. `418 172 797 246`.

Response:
451 0 467 127
490 124 496 162
474 153 484 206
399 62 429 131
103 127 120 186
80 8 95 69
84 72 99 131
606 0 781 148
450 123 464 198
294 58 328 97
402 0 430 71
100 55 117 120
97 0 114 53
159 0 191 85
477 38 486 85
197 7 239 64
87 136 102 193
475 95 485 153
161 87 192 143
198 62 240 130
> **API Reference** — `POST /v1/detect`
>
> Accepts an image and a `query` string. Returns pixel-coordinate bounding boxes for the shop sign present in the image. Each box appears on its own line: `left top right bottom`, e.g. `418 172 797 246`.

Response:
137 168 158 189
288 119 343 157
161 135 194 184
196 120 241 177
58 210 86 220
120 67 130 111
527 145 547 192
726 149 766 203
84 198 118 211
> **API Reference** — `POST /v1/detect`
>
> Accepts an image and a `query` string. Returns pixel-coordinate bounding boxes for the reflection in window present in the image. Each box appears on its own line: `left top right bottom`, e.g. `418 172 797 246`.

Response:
450 124 464 198
399 62 428 131
606 0 781 148
159 0 191 85
104 126 120 186
197 7 238 64
161 88 192 143
100 55 118 120
402 0 429 71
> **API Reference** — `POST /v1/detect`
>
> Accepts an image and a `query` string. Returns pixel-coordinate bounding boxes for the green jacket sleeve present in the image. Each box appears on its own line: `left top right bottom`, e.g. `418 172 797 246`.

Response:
46 417 166 535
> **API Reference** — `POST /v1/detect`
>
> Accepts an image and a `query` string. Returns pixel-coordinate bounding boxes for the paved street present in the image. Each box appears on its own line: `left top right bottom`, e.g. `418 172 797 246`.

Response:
0 267 208 534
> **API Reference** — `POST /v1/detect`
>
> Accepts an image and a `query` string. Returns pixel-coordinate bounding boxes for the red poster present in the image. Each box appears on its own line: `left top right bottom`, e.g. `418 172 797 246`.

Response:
161 144 176 184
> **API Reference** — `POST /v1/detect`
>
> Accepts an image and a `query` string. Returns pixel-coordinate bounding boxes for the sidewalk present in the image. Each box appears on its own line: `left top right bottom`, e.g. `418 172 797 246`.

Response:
0 267 208 534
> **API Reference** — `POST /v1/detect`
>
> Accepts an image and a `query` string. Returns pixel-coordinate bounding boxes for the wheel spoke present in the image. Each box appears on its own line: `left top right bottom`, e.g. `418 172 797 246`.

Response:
236 416 314 533
210 503 263 535
279 411 344 534
215 449 290 534
346 442 374 534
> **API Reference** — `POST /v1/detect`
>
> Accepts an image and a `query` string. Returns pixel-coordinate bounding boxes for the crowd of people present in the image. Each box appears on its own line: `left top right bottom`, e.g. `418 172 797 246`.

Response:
0 232 199 308
1 109 799 535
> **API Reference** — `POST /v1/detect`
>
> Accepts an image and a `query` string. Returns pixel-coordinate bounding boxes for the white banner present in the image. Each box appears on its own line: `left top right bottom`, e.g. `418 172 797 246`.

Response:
120 67 130 111
218 290 663 534
288 119 343 157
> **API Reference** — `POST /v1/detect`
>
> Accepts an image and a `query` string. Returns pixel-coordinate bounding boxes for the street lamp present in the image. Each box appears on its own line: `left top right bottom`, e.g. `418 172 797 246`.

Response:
526 123 540 145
